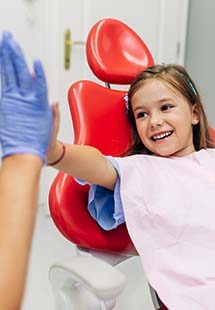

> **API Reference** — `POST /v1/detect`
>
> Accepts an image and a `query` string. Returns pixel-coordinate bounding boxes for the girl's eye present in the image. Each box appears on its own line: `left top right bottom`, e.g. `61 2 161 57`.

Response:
161 104 174 111
136 111 147 119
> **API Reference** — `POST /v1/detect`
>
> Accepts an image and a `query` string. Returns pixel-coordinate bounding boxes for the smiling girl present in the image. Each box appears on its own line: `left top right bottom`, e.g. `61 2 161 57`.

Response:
47 64 215 309
126 64 213 157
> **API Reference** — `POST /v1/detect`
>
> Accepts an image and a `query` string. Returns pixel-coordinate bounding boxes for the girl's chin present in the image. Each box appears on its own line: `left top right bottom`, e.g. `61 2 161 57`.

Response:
150 148 177 157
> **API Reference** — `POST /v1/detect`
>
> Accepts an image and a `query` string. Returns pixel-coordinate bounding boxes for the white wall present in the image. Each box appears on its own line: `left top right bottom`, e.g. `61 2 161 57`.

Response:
0 0 44 67
185 0 215 126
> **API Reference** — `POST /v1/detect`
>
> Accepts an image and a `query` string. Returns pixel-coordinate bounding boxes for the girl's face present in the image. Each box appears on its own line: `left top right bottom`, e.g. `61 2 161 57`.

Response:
131 79 199 157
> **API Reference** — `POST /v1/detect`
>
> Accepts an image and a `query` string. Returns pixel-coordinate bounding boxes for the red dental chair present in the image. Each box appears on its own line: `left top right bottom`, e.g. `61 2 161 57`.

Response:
49 18 166 310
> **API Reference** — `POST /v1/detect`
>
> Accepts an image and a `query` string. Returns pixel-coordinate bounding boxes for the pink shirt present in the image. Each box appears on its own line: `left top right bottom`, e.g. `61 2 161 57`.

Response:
113 149 215 309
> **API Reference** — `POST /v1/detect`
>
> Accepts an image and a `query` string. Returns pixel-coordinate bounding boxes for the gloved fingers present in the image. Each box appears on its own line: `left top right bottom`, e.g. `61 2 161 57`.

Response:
3 34 32 93
0 39 2 96
1 32 14 95
0 43 17 94
33 60 48 104
2 31 12 41
0 48 9 96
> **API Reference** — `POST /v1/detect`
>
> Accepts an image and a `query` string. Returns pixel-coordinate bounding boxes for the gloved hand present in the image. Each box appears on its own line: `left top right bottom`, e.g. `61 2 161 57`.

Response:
0 32 53 162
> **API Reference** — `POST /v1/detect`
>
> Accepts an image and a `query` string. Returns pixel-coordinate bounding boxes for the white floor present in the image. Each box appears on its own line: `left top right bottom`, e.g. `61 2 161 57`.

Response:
21 206 155 310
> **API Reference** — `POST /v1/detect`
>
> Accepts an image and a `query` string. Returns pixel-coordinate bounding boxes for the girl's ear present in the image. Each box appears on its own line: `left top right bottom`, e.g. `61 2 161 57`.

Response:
191 104 200 125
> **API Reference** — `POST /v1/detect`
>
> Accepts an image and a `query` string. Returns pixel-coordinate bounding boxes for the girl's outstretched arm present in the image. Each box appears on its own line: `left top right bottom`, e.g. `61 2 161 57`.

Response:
47 104 117 191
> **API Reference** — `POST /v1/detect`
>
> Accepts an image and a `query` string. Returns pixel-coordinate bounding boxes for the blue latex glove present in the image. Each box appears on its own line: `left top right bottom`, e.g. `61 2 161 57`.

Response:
0 32 53 162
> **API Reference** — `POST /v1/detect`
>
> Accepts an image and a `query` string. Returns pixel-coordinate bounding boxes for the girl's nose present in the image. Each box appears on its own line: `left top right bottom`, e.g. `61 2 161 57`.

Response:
150 114 164 128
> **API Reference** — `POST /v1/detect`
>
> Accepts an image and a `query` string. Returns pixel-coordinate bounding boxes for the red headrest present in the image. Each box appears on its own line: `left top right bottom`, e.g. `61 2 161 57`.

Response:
86 18 154 84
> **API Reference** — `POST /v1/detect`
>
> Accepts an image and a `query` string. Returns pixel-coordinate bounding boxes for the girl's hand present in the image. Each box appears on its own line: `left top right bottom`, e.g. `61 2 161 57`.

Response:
46 102 61 163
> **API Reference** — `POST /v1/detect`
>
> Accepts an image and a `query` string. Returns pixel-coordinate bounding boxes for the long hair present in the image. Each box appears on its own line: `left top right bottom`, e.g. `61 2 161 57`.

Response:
125 64 214 155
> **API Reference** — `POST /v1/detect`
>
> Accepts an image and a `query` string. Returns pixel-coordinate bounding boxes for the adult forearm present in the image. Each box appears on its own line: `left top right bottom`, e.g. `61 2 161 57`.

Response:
0 155 42 309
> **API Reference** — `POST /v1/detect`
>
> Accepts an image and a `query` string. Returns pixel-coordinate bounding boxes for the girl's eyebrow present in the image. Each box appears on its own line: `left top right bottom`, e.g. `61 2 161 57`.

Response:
133 97 174 112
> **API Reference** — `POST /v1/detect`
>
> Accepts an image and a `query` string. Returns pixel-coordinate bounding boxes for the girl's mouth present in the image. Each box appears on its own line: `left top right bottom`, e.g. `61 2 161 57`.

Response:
151 130 174 141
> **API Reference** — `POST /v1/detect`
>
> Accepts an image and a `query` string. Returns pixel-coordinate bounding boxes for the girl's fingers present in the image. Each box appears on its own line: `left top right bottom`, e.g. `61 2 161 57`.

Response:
49 102 60 149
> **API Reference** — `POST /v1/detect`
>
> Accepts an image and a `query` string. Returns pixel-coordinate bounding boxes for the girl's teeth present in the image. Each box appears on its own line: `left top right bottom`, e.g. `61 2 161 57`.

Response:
152 131 172 141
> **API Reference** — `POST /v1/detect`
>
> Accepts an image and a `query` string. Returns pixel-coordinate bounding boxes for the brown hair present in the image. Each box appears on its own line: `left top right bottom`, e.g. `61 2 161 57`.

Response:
125 64 214 155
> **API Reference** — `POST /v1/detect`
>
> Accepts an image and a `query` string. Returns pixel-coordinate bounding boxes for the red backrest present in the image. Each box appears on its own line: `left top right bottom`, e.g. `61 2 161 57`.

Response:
209 127 215 141
49 82 135 254
49 18 154 254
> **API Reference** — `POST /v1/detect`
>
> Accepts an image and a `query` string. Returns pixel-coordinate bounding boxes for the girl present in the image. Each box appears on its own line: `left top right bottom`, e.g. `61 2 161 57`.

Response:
47 64 215 310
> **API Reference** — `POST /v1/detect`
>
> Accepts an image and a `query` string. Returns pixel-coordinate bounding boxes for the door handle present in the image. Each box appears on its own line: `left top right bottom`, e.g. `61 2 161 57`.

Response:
64 29 85 70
